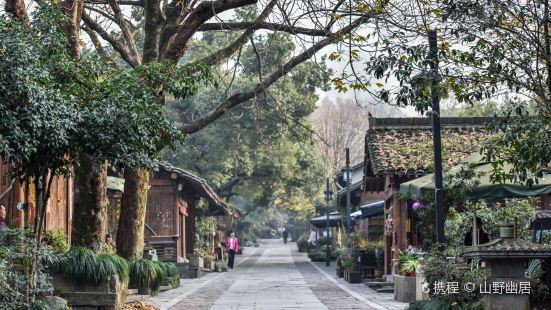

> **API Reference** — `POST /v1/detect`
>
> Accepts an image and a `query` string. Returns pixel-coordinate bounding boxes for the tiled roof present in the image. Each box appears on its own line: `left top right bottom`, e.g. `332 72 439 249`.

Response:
365 117 492 176
464 237 551 259
157 162 232 216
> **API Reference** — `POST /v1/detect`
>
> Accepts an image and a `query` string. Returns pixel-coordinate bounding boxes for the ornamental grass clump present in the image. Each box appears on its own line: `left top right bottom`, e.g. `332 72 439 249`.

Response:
51 247 129 285
129 259 165 292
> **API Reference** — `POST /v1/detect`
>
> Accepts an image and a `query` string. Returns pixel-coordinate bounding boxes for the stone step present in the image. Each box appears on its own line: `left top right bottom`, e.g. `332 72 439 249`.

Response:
366 281 394 289
377 287 394 294
126 289 139 296
125 294 150 304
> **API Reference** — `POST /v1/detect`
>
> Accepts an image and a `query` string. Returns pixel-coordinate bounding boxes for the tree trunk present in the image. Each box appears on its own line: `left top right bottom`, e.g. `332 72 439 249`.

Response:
72 154 109 252
116 167 150 259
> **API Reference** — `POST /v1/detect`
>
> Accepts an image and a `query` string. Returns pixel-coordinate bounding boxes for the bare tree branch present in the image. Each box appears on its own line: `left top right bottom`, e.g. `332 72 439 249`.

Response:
85 0 143 6
180 15 371 134
197 21 328 36
163 0 258 62
109 0 141 64
197 0 277 67
82 11 140 67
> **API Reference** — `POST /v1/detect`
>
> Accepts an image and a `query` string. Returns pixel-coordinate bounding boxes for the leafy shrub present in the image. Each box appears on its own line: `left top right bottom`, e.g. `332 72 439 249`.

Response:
0 229 56 310
297 235 308 252
420 250 485 309
43 229 69 254
154 261 179 288
214 261 228 272
51 247 129 285
307 250 326 262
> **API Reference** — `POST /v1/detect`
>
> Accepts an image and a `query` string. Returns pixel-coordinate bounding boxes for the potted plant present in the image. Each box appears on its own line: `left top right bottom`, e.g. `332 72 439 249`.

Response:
189 248 204 269
394 251 418 303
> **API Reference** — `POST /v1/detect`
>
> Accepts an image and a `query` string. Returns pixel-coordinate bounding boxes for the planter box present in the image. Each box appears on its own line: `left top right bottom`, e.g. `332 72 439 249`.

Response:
53 275 126 310
344 270 361 283
394 274 416 303
189 256 204 269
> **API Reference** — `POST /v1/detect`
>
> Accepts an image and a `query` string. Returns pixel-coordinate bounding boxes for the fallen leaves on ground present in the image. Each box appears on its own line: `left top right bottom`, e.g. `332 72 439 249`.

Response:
123 302 159 310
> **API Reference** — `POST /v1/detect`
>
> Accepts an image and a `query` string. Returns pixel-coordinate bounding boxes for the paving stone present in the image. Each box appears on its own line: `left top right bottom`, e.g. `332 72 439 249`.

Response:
145 240 408 310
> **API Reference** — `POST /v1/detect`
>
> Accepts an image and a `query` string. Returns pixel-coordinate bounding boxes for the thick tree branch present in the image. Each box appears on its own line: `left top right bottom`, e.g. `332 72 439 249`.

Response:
197 22 328 36
5 0 29 25
198 0 276 67
180 16 370 134
142 0 164 62
158 0 193 57
163 0 257 62
85 0 143 5
82 11 140 67
109 0 141 64
62 0 85 59
83 26 120 68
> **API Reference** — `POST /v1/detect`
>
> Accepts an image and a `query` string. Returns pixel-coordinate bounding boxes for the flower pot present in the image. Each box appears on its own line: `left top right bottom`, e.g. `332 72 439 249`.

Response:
394 274 416 303
336 267 344 278
189 256 204 269
344 270 361 283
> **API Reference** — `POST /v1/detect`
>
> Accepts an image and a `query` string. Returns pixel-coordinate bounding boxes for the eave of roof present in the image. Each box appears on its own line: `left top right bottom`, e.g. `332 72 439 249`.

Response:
157 162 230 216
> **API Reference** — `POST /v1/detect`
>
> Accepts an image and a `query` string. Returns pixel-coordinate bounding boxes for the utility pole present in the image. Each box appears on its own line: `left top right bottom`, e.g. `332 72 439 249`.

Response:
345 148 351 234
428 30 445 249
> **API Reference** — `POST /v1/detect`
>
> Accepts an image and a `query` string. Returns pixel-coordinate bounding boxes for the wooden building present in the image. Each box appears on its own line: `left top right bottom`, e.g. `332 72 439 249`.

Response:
144 162 231 263
0 159 73 237
362 117 493 275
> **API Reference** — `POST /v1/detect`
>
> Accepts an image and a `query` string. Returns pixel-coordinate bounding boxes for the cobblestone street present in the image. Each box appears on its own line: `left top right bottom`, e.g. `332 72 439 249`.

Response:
146 240 408 310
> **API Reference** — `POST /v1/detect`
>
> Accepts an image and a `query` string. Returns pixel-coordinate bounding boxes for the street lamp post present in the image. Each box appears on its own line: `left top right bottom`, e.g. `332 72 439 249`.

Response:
324 178 333 267
428 31 445 249
345 148 351 234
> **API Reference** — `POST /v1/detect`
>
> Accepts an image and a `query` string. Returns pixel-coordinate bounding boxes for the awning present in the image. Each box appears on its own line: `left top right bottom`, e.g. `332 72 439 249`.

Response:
310 212 358 229
399 156 551 200
359 201 385 218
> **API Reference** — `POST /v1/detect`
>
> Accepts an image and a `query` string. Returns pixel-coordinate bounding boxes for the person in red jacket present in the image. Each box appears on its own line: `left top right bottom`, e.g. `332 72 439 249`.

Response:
226 232 239 269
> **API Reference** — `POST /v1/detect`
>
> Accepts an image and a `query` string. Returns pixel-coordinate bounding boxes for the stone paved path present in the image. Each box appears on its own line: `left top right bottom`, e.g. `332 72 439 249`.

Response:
146 239 408 310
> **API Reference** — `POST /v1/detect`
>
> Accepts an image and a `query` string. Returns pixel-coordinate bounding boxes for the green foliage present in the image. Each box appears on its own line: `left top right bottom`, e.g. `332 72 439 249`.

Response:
396 251 419 276
407 299 462 310
52 247 129 285
296 235 308 252
0 229 57 310
307 250 326 262
43 229 69 254
420 250 486 309
196 217 217 238
410 163 484 248
129 259 164 292
164 31 327 229
463 198 538 242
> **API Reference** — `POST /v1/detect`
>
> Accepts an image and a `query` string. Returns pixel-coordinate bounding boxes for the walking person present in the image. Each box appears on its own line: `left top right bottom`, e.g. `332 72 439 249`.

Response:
282 227 288 244
226 232 239 269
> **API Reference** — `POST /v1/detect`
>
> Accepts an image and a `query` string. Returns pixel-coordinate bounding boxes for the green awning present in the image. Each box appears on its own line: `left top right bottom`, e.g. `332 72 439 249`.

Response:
399 159 551 200
310 212 358 229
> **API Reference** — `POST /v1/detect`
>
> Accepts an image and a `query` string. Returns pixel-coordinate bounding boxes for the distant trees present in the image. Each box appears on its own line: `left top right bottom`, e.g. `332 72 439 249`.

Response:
311 97 403 175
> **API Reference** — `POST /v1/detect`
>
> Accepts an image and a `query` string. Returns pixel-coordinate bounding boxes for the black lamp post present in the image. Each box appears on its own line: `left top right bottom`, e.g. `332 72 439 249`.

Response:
345 148 351 234
324 178 333 266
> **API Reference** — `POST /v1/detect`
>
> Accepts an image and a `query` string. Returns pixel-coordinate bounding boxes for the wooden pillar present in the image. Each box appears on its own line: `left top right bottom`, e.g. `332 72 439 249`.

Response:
393 198 408 258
